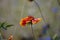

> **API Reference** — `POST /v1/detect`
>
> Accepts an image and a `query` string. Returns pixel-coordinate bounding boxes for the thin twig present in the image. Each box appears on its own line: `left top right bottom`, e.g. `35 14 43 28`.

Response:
34 0 46 24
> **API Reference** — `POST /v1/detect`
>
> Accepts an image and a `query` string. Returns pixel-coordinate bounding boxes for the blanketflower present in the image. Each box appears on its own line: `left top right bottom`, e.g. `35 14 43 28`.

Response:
19 16 42 26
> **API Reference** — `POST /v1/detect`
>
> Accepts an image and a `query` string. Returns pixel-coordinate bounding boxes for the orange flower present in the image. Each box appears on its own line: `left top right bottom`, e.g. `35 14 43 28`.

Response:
19 16 42 26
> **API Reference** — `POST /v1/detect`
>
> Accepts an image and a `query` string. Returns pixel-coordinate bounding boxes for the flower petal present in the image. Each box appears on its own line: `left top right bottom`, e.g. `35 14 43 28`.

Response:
32 18 42 24
19 19 26 26
25 16 34 23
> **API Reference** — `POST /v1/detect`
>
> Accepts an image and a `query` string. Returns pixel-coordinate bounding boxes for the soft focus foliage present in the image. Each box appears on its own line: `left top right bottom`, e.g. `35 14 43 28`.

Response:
0 22 13 30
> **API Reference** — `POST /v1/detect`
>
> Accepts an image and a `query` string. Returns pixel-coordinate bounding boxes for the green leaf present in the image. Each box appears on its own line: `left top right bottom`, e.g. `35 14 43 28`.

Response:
0 22 6 28
0 22 1 28
2 27 7 30
6 25 13 28
0 22 13 30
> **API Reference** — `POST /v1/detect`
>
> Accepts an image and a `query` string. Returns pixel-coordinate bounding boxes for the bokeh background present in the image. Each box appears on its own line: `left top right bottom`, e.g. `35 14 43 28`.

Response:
0 0 60 40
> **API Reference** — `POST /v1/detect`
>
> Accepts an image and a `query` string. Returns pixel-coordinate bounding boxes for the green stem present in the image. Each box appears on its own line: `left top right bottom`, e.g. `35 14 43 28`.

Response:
30 23 36 40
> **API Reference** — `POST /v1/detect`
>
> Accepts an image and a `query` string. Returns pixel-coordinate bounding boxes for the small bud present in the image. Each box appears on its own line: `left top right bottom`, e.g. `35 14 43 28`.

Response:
8 35 13 40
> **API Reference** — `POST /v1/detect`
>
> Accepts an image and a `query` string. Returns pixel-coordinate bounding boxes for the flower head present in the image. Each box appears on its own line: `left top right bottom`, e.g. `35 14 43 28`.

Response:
19 16 42 26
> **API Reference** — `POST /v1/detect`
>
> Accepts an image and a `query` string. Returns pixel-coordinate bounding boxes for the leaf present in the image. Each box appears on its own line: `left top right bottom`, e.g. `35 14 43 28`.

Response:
6 25 13 28
0 22 7 30
2 24 13 30
0 22 6 28
2 26 7 30
0 22 13 30
0 22 1 28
